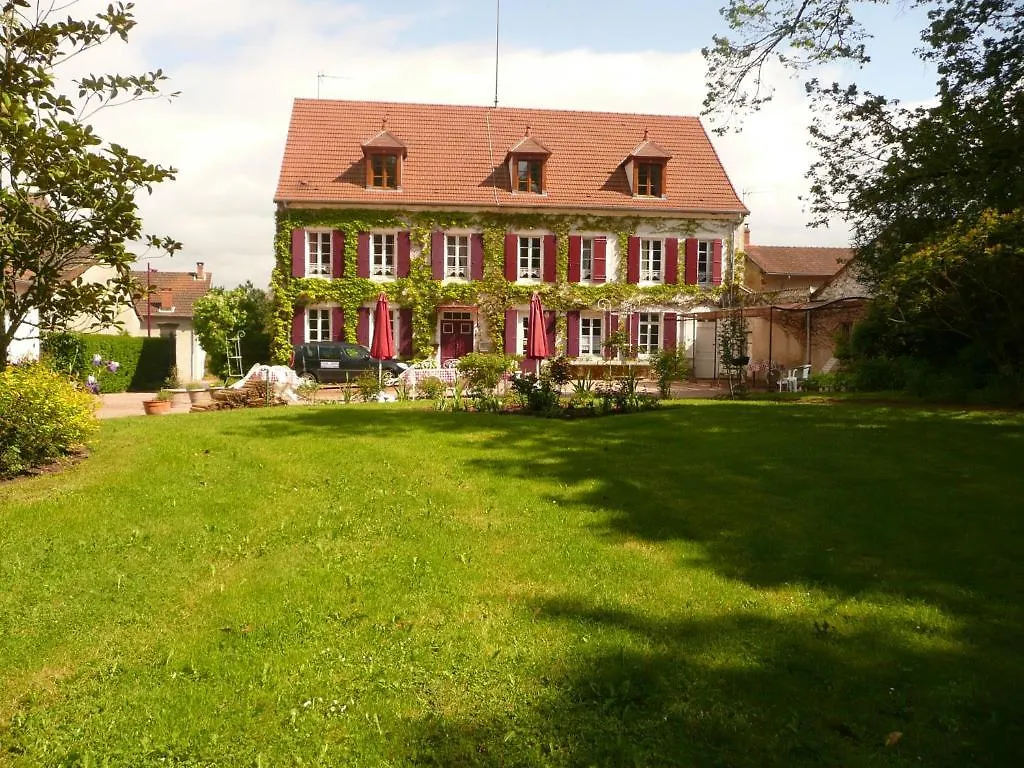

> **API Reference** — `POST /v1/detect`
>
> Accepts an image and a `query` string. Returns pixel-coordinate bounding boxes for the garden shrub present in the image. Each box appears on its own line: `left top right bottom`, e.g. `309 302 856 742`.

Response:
418 377 445 400
0 363 97 478
456 352 515 395
355 370 383 402
41 331 172 392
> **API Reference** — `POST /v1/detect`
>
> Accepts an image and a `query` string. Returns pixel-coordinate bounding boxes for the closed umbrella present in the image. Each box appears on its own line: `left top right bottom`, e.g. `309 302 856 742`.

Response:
369 292 395 383
526 291 550 373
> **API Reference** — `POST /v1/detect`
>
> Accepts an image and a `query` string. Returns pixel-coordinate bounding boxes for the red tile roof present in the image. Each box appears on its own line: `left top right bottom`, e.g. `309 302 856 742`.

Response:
745 245 853 277
130 266 212 320
275 99 747 215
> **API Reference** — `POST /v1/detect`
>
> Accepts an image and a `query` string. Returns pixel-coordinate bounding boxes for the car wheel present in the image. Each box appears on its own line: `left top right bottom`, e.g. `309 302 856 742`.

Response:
300 372 318 383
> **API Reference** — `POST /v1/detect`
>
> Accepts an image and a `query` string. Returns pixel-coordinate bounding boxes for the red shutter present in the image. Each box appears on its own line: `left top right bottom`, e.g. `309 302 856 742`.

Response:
593 237 607 283
604 313 619 359
712 239 724 285
543 234 557 282
504 308 518 354
663 312 677 350
504 234 518 281
627 236 640 284
331 230 345 278
291 229 305 278
331 307 344 341
356 307 369 346
431 230 444 280
357 232 370 278
567 311 580 357
629 313 639 348
544 310 557 353
397 231 411 278
470 233 484 281
685 238 698 285
567 235 581 283
665 238 678 284
399 308 413 357
291 306 304 345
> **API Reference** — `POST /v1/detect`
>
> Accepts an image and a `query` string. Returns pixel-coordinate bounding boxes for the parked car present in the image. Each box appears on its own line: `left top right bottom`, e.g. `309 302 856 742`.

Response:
291 342 408 383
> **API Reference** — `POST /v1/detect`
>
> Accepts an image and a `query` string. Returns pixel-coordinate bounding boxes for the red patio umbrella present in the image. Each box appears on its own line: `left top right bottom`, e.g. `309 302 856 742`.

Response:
369 292 395 382
526 292 550 371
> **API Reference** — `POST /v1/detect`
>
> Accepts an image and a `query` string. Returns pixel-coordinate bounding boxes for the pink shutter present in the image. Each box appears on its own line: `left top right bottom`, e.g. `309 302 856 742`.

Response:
627 236 640 284
663 312 677 350
470 233 484 281
685 238 698 285
504 234 518 281
431 230 444 280
665 238 678 284
291 307 304 345
331 231 345 278
544 310 556 353
504 308 518 354
291 229 305 278
399 308 413 356
712 239 724 285
356 307 369 346
567 235 581 283
604 313 619 359
593 237 607 283
566 311 580 357
397 231 411 278
357 232 370 278
628 313 639 348
543 234 557 282
331 307 344 341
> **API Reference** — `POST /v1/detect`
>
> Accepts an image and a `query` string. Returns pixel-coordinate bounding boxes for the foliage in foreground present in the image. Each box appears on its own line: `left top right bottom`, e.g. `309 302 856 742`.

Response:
0 362 96 478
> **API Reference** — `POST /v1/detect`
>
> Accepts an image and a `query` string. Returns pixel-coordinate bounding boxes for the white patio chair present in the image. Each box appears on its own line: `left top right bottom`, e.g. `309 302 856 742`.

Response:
779 368 797 392
793 364 812 391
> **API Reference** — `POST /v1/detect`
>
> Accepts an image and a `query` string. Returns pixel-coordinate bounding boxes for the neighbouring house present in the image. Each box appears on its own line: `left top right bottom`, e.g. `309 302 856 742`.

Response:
273 99 749 377
741 225 850 296
3 278 40 363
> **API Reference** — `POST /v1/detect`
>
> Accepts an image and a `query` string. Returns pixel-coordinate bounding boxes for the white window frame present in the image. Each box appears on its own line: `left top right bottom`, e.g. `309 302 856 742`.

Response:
580 238 594 281
637 312 661 356
518 236 542 281
639 239 663 284
306 231 331 278
579 314 603 357
519 314 529 355
370 233 396 279
697 240 713 287
307 307 331 342
445 234 469 280
368 307 401 351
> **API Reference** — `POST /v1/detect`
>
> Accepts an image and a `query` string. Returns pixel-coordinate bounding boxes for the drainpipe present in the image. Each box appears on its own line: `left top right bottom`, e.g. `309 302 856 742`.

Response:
806 309 812 365
767 305 773 373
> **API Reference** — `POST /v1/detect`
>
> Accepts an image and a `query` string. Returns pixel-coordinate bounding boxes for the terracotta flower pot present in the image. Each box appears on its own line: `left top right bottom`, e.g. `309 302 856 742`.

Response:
142 399 171 415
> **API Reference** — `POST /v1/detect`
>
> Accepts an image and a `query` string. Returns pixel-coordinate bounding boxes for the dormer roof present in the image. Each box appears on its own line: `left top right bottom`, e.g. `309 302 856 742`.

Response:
508 130 552 156
361 126 407 156
627 130 673 161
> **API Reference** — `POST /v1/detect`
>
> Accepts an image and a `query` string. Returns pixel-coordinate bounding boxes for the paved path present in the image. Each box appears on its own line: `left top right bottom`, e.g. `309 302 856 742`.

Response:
96 392 192 419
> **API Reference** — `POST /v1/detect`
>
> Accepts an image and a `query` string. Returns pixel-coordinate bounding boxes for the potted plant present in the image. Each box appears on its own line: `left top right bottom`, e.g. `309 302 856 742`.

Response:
163 366 190 408
142 389 173 415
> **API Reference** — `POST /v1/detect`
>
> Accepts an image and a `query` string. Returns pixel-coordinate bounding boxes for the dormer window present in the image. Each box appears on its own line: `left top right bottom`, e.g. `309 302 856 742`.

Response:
361 118 407 190
507 127 551 195
624 129 672 198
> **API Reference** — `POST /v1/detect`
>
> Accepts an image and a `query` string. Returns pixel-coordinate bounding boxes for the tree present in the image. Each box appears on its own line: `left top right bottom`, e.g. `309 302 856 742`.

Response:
0 0 180 369
193 283 274 379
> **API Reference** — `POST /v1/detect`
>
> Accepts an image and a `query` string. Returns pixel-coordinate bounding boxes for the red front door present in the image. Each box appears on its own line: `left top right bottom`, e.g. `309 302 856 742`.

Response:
440 311 474 363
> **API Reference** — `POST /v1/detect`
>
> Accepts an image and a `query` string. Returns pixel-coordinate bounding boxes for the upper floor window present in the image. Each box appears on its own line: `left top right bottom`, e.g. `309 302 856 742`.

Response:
446 235 469 279
638 313 661 355
640 239 663 283
306 231 331 277
307 308 330 342
369 154 399 189
516 158 543 193
580 238 594 281
697 240 712 287
371 234 396 278
636 162 664 197
519 237 542 280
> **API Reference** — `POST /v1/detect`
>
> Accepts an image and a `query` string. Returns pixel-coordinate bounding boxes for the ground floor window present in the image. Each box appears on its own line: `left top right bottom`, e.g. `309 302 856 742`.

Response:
307 308 330 342
638 313 660 355
580 316 603 356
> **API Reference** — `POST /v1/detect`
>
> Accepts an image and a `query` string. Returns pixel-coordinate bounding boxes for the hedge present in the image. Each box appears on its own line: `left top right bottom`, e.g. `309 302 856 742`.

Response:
41 332 173 392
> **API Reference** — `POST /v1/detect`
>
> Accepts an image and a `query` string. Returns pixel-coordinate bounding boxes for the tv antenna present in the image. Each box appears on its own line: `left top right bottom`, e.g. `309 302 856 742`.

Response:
493 0 500 107
316 71 351 99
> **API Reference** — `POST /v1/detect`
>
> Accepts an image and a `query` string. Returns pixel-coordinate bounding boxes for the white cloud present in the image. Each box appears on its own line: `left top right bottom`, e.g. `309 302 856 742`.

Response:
54 0 851 287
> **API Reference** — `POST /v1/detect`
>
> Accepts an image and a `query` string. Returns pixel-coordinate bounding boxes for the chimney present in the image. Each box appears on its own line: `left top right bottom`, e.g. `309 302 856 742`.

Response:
159 288 174 311
195 262 205 280
743 223 751 249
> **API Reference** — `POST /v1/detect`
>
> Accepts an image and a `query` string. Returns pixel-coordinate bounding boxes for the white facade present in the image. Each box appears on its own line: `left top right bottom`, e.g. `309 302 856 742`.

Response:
4 308 41 363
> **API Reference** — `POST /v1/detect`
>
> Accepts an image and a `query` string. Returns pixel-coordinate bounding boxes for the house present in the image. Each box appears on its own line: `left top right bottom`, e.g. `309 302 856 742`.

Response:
3 278 40 363
741 225 850 295
273 99 749 373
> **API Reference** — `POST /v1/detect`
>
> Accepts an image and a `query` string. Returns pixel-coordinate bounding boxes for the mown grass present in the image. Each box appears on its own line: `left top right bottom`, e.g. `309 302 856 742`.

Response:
1 401 1023 766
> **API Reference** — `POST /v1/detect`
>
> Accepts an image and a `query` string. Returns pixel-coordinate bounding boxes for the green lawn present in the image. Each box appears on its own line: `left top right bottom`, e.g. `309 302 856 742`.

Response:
2 402 1023 766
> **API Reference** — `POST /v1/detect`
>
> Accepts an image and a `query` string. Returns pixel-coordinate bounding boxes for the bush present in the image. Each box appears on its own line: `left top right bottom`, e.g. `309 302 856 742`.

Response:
418 377 445 400
651 347 691 398
456 352 515 395
41 331 172 392
0 363 98 478
355 370 383 402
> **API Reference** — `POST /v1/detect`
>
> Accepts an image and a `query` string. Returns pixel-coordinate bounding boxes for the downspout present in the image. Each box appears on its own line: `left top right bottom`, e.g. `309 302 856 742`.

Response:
806 309 812 365
767 305 773 373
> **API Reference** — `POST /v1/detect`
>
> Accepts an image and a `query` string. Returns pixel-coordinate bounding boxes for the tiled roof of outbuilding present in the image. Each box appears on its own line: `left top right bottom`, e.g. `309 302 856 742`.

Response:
130 267 212 320
745 245 853 276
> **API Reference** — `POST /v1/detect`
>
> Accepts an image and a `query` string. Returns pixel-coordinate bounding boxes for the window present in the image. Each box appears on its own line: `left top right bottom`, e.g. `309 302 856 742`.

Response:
640 239 663 283
445 235 469 279
515 158 543 193
697 241 712 287
370 308 401 347
307 308 330 342
306 231 331 277
520 315 529 355
580 316 603 356
518 236 542 280
580 238 594 281
638 313 661 355
369 154 398 189
371 234 396 278
636 162 664 196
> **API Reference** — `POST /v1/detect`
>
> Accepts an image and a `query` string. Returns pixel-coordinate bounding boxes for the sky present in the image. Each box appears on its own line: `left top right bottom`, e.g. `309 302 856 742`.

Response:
57 0 936 287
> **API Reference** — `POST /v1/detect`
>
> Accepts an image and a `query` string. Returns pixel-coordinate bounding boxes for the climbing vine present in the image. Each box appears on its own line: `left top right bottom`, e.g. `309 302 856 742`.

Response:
271 208 732 363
